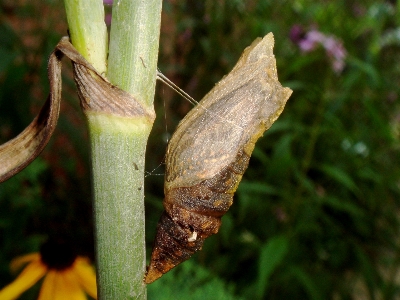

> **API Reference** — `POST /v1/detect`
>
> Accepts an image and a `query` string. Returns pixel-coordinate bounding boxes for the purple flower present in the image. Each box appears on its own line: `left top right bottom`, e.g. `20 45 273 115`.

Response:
323 37 347 73
299 30 326 52
103 0 113 5
290 25 347 74
289 25 305 44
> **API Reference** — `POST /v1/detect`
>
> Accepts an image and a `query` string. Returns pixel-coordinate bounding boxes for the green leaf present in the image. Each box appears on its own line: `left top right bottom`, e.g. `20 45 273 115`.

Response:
147 260 243 300
237 181 279 221
354 244 380 297
318 164 361 197
347 57 380 87
257 235 289 298
237 181 278 196
320 195 365 218
289 266 324 300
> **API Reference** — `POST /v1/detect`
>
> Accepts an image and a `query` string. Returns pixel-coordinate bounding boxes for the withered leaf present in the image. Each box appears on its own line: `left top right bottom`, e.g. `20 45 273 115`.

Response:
0 37 154 183
145 33 292 283
0 45 63 182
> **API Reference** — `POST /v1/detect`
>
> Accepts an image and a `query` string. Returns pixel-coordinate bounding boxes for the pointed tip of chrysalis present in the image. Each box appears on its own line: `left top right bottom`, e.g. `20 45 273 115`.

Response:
144 265 164 284
144 212 205 284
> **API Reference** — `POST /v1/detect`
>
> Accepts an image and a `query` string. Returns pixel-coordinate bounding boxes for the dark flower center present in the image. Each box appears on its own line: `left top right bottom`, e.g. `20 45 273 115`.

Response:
40 239 77 270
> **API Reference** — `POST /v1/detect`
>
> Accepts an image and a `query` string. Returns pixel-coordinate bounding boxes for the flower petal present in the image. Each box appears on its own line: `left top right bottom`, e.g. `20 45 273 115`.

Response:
10 253 41 273
58 270 87 300
73 257 97 299
0 259 47 300
38 270 56 300
38 270 87 300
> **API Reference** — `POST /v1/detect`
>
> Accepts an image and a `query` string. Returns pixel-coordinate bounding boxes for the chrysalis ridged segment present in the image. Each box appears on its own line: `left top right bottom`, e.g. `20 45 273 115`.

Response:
145 151 250 283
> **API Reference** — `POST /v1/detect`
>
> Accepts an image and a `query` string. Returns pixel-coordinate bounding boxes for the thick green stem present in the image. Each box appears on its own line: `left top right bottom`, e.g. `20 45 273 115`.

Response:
107 0 162 107
93 1 162 299
88 113 153 299
64 0 107 73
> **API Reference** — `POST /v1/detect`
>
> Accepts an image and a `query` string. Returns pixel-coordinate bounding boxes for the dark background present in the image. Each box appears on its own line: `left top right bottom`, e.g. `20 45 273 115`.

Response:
0 0 399 299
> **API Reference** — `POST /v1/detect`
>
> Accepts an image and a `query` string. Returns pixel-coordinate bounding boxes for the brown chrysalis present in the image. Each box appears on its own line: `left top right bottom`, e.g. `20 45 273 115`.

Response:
145 33 292 283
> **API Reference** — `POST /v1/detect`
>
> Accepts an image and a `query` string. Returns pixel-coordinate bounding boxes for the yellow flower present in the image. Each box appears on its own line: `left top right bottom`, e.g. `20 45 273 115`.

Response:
0 240 97 300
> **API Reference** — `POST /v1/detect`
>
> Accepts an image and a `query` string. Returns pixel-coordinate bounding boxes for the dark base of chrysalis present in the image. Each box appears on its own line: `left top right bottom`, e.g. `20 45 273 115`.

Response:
145 151 251 284
144 211 213 283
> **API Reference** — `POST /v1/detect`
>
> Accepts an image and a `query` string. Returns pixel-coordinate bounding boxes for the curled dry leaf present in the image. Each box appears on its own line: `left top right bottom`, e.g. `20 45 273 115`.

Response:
0 37 154 183
0 45 63 182
145 33 292 283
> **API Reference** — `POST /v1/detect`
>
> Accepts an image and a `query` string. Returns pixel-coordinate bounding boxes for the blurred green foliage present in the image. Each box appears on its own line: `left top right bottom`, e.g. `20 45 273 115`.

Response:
1 0 400 299
147 260 244 300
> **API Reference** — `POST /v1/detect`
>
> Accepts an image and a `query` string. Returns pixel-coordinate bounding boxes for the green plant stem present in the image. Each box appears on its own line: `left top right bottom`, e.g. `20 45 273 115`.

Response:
107 0 162 107
64 0 107 73
64 0 162 298
88 113 153 299
92 1 162 299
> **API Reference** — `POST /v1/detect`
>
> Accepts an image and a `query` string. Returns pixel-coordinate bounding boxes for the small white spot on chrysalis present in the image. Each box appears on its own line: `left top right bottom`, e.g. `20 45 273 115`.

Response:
188 231 197 242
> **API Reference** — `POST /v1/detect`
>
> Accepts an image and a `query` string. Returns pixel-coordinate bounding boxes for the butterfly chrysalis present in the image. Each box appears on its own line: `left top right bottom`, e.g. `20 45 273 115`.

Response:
145 33 292 283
